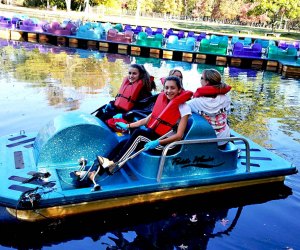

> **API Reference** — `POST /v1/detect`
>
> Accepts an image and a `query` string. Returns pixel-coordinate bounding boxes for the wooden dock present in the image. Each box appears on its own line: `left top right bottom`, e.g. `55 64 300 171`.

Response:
1 29 299 79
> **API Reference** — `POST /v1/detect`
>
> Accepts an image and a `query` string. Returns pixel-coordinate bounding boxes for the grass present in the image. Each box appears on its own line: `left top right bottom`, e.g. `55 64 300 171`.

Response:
1 5 300 41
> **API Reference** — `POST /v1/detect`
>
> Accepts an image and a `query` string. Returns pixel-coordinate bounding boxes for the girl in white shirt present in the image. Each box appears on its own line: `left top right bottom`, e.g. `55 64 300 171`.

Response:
187 69 231 148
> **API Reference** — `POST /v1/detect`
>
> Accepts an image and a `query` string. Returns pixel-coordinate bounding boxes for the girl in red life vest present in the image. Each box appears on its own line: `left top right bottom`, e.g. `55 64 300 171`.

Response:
94 64 156 122
74 76 192 180
187 69 231 149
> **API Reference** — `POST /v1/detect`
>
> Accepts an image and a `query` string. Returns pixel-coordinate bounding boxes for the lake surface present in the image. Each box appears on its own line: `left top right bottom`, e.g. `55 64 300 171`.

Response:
0 39 299 250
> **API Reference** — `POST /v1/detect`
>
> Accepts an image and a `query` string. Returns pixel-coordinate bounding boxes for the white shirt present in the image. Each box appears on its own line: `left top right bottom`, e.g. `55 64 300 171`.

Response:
187 95 231 145
179 103 192 117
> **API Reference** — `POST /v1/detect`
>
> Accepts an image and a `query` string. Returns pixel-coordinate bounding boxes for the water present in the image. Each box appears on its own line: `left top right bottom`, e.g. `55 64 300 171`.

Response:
0 39 299 250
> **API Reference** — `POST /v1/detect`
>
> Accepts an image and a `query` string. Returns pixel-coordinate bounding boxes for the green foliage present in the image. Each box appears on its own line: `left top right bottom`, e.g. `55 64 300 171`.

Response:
23 0 45 7
219 0 244 20
248 0 300 30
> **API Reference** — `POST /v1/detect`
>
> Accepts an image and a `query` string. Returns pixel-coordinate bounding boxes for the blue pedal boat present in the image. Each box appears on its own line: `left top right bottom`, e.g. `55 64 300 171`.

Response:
0 111 297 222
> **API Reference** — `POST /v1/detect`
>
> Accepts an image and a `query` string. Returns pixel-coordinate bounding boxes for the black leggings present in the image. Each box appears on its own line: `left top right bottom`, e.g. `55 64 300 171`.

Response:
110 127 159 162
94 102 123 122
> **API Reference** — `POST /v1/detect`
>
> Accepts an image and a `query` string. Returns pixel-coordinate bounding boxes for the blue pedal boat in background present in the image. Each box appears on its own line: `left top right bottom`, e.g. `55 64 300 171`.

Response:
0 111 297 222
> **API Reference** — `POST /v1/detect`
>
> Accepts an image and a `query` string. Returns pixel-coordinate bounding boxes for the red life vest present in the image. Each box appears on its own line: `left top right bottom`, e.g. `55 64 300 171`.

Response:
114 77 144 111
193 85 231 98
147 90 193 136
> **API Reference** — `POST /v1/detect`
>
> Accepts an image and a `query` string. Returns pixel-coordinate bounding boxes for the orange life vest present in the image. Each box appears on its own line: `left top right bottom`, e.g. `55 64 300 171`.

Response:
147 90 193 136
193 84 231 98
114 77 144 111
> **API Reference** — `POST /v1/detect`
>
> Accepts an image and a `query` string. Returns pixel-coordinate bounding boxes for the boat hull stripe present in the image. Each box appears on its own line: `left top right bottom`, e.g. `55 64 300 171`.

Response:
6 138 35 148
8 184 35 193
8 135 27 141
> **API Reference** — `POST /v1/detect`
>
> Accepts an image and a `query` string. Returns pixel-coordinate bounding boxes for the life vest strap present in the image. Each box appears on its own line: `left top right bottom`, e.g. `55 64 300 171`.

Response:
150 115 174 130
116 94 136 104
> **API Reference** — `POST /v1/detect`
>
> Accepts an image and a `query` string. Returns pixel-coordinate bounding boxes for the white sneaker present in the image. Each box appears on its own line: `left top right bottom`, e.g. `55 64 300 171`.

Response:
97 156 114 168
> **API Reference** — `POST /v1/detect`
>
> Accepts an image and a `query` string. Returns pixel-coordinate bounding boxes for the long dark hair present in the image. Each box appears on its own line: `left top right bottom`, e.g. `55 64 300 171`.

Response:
164 76 183 89
130 64 156 91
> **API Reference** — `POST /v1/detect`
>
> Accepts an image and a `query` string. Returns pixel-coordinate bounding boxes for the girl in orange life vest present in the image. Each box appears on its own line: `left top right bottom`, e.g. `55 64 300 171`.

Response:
187 69 231 149
78 76 192 180
95 64 156 122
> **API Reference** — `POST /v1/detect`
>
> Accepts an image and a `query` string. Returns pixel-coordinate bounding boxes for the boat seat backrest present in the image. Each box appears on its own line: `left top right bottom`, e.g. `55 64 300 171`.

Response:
231 36 239 44
218 40 228 48
199 32 206 38
65 22 77 33
145 27 153 35
114 23 123 32
23 19 34 26
178 30 185 38
154 33 164 42
137 31 148 40
187 31 195 37
108 28 118 37
125 30 134 38
153 27 163 34
168 35 179 44
293 41 299 50
234 42 243 51
186 37 196 45
124 24 132 31
135 26 143 31
12 17 21 24
200 38 210 47
278 40 286 48
268 45 278 53
252 43 262 52
244 37 252 45
51 21 61 30
287 47 297 56
103 22 113 32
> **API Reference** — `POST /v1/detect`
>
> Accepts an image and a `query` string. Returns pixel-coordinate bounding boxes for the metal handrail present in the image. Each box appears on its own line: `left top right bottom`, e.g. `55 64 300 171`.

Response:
156 137 250 182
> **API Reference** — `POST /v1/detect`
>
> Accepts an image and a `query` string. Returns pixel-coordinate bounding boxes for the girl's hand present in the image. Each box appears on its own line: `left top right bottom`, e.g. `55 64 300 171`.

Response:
144 140 159 150
115 122 128 130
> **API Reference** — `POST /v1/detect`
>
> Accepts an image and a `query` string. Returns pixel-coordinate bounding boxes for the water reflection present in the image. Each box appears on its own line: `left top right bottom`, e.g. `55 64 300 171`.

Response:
0 184 292 250
1 39 299 148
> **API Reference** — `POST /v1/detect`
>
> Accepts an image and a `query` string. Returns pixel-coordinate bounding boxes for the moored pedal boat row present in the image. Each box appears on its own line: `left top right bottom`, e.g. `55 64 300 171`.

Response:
1 14 300 78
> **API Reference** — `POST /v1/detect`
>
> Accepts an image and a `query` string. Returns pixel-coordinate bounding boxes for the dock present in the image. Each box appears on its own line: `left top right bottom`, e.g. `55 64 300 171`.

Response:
1 28 299 79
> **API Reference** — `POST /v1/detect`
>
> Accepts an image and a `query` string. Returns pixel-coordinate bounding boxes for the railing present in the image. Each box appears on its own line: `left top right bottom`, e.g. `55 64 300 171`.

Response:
156 136 251 182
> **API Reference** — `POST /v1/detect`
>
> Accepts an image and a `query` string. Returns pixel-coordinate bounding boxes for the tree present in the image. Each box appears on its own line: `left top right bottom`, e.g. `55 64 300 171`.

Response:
239 3 269 26
219 0 244 21
248 0 300 32
153 0 183 16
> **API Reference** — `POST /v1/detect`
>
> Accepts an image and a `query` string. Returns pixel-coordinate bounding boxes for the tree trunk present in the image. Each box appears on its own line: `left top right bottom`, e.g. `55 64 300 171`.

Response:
136 0 141 18
65 0 71 12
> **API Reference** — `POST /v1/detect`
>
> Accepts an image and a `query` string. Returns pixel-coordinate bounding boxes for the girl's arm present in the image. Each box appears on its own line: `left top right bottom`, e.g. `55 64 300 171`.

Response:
159 114 190 146
127 114 151 129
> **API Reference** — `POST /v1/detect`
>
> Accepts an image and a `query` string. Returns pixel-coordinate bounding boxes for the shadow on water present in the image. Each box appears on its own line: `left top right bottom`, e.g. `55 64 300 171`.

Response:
0 182 292 249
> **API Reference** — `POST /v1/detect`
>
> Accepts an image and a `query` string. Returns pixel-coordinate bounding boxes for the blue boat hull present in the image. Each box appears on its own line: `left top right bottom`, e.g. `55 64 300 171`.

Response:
0 111 297 221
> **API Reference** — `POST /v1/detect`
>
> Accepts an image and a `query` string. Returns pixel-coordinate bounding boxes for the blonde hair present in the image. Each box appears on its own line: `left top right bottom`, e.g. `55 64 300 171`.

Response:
169 69 183 79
